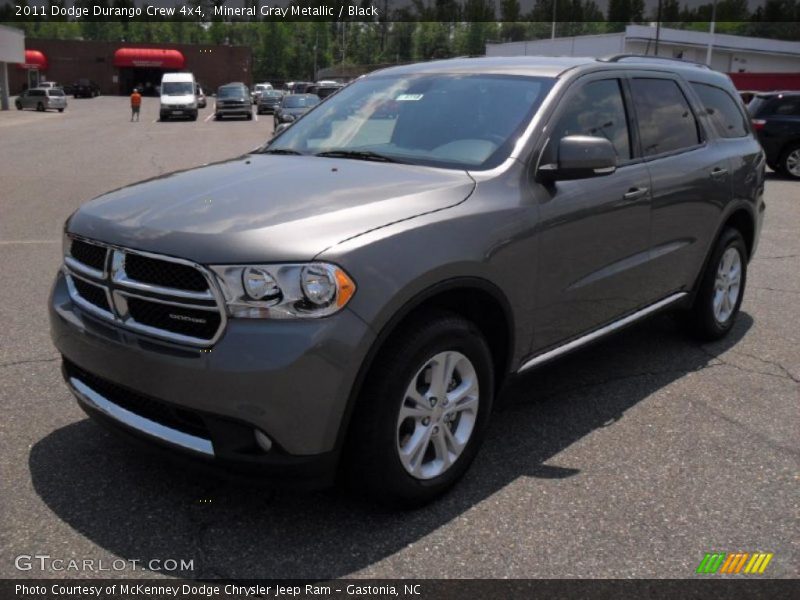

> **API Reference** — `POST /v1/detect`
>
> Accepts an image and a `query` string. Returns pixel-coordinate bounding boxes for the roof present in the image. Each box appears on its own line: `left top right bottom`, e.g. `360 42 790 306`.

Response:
625 25 800 58
368 55 731 83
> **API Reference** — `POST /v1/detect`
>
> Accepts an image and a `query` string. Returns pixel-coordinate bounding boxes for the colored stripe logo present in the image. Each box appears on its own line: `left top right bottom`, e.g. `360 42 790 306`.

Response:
696 552 774 574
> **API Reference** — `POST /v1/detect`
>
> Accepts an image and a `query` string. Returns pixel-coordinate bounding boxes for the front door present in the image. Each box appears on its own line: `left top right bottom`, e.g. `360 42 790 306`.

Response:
531 75 653 353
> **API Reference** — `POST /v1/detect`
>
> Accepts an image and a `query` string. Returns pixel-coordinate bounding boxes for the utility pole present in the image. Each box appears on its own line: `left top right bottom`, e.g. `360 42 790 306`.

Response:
706 0 717 66
654 0 662 55
551 0 557 39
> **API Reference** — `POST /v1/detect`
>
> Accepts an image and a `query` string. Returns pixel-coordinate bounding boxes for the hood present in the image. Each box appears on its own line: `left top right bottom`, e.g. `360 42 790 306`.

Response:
67 154 475 264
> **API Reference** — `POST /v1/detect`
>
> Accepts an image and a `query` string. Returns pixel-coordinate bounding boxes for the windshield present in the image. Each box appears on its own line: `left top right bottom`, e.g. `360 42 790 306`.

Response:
265 74 553 170
162 82 194 96
218 86 246 98
282 95 319 108
263 90 281 98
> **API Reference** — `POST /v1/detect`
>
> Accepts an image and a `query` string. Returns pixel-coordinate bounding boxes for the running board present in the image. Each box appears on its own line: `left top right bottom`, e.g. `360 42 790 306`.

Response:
517 292 688 373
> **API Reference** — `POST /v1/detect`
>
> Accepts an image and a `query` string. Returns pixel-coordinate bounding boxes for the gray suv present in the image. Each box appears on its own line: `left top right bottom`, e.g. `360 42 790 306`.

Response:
50 56 765 505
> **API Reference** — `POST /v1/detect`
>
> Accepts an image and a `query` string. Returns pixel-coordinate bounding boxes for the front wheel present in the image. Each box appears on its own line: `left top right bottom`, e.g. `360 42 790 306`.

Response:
780 144 800 180
346 310 494 507
688 228 747 341
15 102 22 110
36 102 45 112
58 108 64 113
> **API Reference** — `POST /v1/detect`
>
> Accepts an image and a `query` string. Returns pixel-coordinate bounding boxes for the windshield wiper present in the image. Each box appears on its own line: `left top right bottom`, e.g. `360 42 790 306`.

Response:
314 150 401 163
259 148 303 155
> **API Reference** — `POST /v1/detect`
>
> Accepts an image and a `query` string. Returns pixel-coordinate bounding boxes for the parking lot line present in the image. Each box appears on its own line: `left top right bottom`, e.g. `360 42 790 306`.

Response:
204 113 214 122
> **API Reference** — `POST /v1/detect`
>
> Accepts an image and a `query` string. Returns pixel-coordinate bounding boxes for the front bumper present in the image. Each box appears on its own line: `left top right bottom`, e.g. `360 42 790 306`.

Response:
216 105 250 116
50 271 375 482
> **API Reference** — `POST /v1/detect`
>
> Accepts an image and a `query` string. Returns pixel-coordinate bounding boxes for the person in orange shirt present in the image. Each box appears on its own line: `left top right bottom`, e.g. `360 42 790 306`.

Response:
130 88 142 122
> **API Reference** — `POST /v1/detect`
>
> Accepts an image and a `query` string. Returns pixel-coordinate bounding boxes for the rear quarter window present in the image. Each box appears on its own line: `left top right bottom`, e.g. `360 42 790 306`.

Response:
690 82 749 138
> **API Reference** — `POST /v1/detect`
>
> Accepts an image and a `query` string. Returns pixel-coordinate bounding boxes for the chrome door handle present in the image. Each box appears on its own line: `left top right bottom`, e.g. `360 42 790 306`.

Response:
623 187 649 201
711 167 729 179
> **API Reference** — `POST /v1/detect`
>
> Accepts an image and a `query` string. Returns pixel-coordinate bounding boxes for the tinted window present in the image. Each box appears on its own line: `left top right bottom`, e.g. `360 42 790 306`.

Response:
548 79 631 161
691 82 748 138
162 82 194 95
773 97 800 116
48 89 65 96
217 86 246 98
631 78 700 156
283 95 319 108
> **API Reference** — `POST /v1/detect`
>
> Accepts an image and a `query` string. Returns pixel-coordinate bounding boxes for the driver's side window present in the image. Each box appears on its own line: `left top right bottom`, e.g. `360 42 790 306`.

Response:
545 79 632 163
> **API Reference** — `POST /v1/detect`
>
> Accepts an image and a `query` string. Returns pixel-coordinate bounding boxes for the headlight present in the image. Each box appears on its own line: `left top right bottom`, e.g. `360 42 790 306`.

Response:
211 262 356 319
282 113 295 122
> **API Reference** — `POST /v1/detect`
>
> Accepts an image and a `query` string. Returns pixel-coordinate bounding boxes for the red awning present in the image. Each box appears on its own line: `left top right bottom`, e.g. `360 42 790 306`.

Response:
113 48 185 69
18 50 47 70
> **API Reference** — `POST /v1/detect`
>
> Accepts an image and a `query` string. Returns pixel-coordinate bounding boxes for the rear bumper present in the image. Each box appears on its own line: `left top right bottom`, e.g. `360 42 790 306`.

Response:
50 271 375 483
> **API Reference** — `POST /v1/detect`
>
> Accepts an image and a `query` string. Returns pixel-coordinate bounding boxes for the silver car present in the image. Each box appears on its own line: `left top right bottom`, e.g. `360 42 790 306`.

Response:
16 88 68 112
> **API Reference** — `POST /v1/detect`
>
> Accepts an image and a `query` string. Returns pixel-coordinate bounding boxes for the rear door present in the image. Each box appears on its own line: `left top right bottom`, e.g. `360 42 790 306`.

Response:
531 74 654 352
627 74 732 300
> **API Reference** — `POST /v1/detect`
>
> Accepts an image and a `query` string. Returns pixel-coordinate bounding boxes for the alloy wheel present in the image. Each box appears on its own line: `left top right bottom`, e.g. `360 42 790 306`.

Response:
396 351 479 480
713 246 742 324
785 149 800 178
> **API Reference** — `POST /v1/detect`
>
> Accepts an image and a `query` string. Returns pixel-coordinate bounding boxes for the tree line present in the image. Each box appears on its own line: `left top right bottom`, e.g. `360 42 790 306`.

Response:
4 0 799 82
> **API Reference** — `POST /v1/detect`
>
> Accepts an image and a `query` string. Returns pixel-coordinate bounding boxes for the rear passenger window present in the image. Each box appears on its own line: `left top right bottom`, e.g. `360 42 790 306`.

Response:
773 98 800 116
548 79 631 161
630 78 700 156
691 82 748 138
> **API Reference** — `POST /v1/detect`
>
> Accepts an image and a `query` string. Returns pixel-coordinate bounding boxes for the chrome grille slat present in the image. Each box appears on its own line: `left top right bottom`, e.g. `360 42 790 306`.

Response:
63 235 226 347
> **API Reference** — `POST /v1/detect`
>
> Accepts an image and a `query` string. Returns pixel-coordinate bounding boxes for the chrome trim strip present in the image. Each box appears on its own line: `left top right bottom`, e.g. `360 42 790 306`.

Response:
116 289 220 312
65 255 105 280
64 271 115 320
69 376 215 456
111 248 215 301
518 292 688 373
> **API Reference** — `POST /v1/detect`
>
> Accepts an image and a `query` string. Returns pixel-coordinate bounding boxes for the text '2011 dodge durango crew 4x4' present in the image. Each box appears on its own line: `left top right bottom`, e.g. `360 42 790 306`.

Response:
51 56 765 505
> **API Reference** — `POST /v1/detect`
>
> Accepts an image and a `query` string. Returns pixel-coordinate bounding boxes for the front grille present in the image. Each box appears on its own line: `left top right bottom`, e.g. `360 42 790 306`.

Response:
71 239 107 271
124 253 208 292
64 359 209 439
127 297 221 339
63 236 226 346
72 278 110 312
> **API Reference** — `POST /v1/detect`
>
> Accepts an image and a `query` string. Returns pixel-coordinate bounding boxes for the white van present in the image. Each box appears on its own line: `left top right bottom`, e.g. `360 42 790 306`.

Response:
159 72 198 121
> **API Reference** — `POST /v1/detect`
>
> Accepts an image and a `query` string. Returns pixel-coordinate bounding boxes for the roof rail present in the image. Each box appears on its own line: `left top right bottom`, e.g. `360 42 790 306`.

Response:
600 54 712 69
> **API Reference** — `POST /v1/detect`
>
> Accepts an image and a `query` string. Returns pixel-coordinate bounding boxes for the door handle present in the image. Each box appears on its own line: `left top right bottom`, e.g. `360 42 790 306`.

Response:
710 167 729 179
623 187 649 202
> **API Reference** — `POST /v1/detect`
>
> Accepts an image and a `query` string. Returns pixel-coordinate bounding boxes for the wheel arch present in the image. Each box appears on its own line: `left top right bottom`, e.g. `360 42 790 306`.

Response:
333 277 515 455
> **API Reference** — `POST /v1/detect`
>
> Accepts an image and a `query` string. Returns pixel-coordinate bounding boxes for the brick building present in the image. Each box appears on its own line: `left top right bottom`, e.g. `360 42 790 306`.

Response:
9 38 252 95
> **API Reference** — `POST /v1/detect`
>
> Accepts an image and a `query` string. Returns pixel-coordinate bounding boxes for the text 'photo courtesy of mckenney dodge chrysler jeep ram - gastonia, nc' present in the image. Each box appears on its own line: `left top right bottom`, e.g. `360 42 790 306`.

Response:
51 55 765 507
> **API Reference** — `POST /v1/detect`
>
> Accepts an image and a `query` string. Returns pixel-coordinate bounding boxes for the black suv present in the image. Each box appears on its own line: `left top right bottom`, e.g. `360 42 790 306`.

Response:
749 91 800 179
72 79 101 98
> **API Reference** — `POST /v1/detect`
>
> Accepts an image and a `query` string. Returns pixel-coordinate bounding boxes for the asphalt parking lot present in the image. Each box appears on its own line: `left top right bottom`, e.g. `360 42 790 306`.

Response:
0 95 797 580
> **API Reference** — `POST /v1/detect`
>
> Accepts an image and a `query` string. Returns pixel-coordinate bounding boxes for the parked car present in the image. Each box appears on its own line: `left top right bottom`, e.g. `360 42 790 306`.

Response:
256 89 283 114
283 81 313 95
72 79 100 98
196 85 207 109
15 88 67 112
273 93 319 128
159 72 198 121
308 81 344 99
748 91 800 179
51 56 764 506
214 83 252 120
252 82 273 104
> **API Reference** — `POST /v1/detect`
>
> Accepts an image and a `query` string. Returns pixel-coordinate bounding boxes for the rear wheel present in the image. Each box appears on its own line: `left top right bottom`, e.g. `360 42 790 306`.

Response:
346 310 494 507
688 228 747 341
36 102 44 112
15 101 22 110
780 144 800 180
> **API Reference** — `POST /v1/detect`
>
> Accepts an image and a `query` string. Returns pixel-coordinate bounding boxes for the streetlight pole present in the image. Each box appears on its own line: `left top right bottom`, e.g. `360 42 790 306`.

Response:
706 0 717 66
551 0 557 39
654 0 662 55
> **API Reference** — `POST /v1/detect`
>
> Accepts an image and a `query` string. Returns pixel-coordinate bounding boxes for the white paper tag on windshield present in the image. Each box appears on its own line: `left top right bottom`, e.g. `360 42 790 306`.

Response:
396 94 423 101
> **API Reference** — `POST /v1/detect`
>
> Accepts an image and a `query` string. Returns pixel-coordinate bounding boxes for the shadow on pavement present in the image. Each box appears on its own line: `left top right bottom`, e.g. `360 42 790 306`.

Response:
29 312 753 579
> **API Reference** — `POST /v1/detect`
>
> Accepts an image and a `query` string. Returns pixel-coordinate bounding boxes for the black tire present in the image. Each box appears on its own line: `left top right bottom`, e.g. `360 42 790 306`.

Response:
345 310 494 507
36 102 44 112
190 112 198 121
246 112 253 120
15 102 22 110
688 228 748 341
58 108 64 113
214 113 221 121
779 144 800 180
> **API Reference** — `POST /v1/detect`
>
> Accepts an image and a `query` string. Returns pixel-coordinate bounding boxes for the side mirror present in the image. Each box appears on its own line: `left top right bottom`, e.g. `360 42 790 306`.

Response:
539 135 617 181
272 122 292 138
